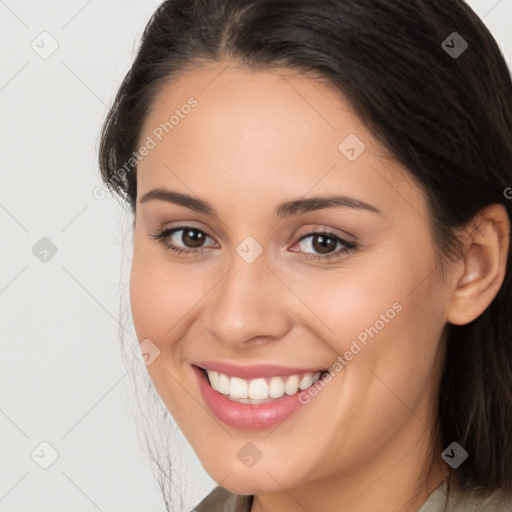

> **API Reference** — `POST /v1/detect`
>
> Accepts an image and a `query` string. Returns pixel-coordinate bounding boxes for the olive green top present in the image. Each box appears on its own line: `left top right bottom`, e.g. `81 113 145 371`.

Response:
194 477 512 511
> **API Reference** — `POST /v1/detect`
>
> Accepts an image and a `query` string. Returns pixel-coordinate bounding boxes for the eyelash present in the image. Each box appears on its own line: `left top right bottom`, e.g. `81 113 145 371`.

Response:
150 226 358 262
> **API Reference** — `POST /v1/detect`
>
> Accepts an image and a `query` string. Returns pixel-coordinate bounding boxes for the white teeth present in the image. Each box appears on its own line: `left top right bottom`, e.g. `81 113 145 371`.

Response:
217 373 230 394
248 378 268 399
229 377 248 399
268 376 284 398
299 374 313 390
284 375 299 395
205 369 323 401
227 396 274 404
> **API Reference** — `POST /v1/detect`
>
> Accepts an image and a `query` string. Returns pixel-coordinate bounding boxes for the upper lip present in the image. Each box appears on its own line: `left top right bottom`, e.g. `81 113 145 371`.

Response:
193 360 327 380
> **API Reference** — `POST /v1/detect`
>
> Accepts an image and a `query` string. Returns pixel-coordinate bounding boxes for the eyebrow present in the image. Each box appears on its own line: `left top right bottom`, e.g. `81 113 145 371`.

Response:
139 188 383 219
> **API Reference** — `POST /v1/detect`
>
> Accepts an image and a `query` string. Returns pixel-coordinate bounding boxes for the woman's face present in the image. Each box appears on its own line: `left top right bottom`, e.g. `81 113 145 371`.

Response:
130 63 453 496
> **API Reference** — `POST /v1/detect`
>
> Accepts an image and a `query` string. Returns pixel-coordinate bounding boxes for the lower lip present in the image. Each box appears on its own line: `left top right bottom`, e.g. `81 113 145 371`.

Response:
192 365 310 429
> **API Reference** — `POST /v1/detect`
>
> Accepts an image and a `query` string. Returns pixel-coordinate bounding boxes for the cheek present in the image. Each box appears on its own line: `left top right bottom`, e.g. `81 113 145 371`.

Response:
129 257 160 342
292 265 406 352
129 246 210 348
300 246 444 375
299 265 445 455
129 250 199 411
129 246 179 343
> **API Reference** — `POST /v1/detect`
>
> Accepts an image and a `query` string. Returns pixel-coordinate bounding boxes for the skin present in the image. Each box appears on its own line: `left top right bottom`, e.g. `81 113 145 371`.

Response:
129 62 510 512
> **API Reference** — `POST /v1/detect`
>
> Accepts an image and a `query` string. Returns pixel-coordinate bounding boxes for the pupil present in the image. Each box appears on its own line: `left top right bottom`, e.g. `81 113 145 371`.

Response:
313 235 336 254
184 229 204 248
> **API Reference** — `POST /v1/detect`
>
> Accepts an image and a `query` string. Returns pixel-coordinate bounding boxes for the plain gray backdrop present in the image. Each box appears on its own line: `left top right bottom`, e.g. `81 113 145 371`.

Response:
1 1 511 511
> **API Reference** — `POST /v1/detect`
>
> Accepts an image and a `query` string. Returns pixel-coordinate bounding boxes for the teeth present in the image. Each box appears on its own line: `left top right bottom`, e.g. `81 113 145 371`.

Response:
230 377 248 399
205 369 323 401
269 376 284 398
299 373 313 390
284 375 299 395
217 373 230 394
248 378 268 399
227 396 274 404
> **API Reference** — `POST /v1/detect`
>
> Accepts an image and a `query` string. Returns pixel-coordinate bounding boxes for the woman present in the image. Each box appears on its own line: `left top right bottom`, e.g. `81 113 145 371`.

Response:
98 1 512 510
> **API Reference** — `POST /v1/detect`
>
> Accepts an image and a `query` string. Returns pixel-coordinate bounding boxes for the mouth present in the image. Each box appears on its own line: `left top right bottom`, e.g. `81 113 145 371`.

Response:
195 365 328 404
192 363 330 429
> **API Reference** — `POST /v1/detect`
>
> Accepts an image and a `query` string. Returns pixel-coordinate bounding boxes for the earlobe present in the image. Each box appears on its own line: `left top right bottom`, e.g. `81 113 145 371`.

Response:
446 204 510 326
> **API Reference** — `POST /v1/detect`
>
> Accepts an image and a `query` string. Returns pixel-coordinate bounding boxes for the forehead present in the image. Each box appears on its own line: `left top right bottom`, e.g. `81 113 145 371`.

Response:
142 63 371 153
137 63 424 221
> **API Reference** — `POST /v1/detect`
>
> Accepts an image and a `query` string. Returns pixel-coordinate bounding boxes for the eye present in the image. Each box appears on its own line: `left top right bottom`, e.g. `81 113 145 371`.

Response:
150 226 216 256
291 231 358 261
150 226 358 262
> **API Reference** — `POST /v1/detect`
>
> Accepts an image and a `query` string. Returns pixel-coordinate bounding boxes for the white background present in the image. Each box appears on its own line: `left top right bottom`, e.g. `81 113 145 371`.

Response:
1 1 511 511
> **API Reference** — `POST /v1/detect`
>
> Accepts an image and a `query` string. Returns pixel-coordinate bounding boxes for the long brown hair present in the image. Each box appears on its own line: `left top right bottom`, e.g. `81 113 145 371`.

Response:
99 1 512 509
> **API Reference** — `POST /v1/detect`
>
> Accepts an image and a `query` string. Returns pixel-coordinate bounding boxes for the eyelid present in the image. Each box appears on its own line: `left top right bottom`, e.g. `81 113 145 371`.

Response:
293 223 357 244
154 221 217 241
151 223 359 263
153 223 355 246
153 225 218 248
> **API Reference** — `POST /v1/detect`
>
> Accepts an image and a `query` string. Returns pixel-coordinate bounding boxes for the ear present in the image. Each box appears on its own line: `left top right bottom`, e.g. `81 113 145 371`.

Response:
446 204 510 326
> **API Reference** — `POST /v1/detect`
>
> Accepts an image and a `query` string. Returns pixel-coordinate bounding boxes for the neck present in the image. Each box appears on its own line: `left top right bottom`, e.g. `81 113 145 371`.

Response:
250 416 450 512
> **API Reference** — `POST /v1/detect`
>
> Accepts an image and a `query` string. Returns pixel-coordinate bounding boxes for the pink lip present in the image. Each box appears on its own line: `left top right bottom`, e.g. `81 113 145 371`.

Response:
192 365 309 429
192 360 326 379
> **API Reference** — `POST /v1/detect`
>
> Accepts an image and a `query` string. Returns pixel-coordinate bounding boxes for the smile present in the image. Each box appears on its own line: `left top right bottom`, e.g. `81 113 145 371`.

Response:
192 364 329 429
205 369 324 403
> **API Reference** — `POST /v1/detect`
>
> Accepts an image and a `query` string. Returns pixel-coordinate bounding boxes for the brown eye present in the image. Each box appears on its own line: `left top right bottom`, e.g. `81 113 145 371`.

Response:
150 226 216 255
311 234 338 254
180 228 207 248
293 231 358 261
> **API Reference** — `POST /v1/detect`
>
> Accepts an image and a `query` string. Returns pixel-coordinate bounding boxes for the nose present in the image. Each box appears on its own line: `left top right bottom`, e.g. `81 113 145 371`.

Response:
205 251 293 348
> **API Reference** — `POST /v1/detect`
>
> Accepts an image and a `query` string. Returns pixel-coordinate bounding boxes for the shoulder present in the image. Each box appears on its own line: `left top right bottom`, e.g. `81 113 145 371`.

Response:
418 478 512 512
194 480 512 512
193 485 253 512
447 487 512 512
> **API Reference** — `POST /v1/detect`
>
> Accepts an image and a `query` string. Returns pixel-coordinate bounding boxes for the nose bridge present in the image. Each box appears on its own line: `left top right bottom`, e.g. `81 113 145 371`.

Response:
207 247 291 346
